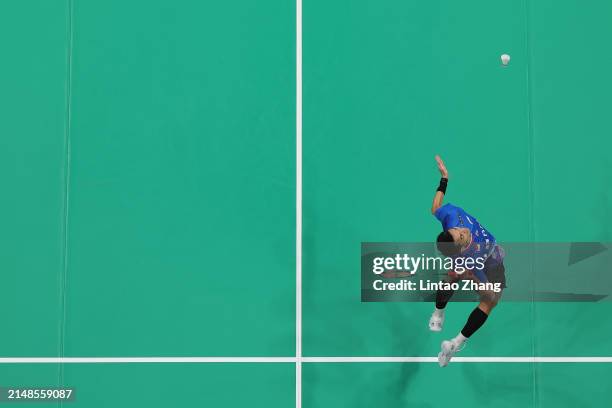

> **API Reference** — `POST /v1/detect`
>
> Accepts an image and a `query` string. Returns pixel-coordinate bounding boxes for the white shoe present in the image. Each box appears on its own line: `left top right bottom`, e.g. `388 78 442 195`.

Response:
429 311 444 332
438 340 463 367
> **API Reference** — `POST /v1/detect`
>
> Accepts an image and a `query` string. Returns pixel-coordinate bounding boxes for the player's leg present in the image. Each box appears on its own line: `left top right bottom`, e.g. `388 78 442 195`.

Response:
438 298 499 367
438 262 506 367
429 277 458 331
456 297 499 344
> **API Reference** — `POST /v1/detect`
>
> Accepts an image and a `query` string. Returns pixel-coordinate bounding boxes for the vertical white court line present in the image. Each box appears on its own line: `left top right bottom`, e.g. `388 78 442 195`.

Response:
59 0 74 390
522 1 538 406
295 0 303 406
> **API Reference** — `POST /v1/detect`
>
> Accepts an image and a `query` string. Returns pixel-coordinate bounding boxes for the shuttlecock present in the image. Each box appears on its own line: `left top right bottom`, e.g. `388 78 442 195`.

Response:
501 54 511 66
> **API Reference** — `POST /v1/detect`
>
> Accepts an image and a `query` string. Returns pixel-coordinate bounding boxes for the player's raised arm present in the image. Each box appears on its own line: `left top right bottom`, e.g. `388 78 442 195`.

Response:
431 155 449 214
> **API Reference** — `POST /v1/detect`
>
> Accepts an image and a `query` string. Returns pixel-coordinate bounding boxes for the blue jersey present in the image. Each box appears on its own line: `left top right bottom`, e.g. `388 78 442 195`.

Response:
434 204 502 279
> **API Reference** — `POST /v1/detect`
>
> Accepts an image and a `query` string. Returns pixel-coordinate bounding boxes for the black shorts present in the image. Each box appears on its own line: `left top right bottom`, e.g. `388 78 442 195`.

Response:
484 259 506 289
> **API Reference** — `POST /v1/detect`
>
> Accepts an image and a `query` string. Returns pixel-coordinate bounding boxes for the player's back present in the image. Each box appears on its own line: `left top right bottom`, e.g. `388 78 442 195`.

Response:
434 203 496 259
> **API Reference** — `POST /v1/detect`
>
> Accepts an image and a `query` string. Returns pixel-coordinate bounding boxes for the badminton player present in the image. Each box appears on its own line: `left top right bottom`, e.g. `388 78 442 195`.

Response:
429 155 506 367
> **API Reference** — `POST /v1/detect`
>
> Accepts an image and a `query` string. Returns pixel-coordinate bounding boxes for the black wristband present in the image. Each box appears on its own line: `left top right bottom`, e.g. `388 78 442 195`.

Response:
437 178 448 194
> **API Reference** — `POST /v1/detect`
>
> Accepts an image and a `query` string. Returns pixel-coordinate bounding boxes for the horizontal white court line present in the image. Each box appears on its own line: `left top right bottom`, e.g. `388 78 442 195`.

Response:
1 357 612 364
304 357 612 363
0 357 295 364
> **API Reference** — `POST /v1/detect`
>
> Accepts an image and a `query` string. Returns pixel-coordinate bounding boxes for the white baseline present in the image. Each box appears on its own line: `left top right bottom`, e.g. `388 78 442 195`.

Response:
1 357 611 364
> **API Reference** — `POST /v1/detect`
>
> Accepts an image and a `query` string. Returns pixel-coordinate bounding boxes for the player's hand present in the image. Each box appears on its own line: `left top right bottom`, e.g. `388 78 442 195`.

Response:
435 155 449 179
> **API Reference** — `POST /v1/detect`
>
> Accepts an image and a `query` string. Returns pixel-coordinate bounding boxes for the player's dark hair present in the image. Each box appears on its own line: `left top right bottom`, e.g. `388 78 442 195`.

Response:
437 231 460 257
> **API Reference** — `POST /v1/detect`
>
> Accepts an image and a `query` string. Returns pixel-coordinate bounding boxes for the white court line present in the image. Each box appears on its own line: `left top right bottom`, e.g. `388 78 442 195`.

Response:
303 357 612 363
295 0 303 407
0 357 295 364
2 357 612 364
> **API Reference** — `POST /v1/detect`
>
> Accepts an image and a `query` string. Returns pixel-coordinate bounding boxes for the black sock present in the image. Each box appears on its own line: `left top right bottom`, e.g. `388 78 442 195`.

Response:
460 307 489 338
435 288 455 309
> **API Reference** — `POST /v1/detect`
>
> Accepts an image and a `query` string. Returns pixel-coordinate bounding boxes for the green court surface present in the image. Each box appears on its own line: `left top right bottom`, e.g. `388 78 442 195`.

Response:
0 364 294 407
1 0 611 407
